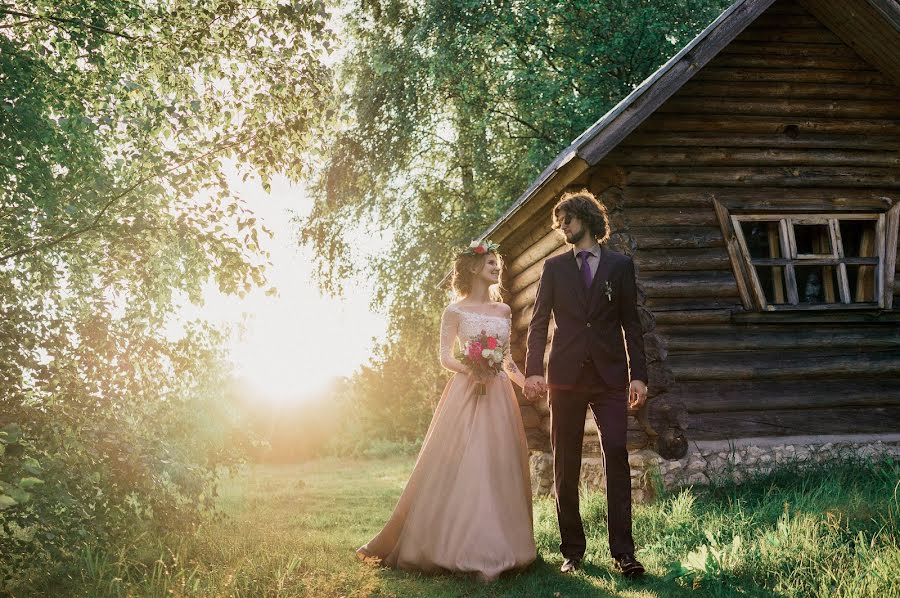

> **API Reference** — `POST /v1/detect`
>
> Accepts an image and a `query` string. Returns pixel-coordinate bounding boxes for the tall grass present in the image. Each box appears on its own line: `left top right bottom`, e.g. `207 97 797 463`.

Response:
35 453 900 597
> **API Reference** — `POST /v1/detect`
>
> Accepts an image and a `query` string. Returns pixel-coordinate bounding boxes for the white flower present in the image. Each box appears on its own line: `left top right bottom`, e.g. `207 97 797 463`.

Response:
481 348 492 359
493 349 504 361
470 240 480 248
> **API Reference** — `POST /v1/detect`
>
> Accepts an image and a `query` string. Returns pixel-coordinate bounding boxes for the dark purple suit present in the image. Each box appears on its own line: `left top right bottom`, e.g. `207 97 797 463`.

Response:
525 247 647 559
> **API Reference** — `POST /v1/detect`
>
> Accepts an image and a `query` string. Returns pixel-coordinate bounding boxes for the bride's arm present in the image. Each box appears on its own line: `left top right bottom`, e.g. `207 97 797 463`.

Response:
501 305 526 389
439 307 468 374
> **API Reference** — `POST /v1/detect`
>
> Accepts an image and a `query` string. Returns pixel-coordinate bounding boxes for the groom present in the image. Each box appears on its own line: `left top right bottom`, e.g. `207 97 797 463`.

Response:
524 190 648 578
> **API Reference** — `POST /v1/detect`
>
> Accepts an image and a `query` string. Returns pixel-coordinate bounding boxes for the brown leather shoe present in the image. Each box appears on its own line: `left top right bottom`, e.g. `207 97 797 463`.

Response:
613 553 645 578
560 557 581 573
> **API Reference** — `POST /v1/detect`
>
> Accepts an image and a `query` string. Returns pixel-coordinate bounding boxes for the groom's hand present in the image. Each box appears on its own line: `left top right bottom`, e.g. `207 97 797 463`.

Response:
628 380 648 411
524 376 546 400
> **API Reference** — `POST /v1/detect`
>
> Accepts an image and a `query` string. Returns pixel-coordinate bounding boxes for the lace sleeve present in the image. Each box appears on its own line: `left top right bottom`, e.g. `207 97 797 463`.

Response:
439 306 467 374
502 312 526 389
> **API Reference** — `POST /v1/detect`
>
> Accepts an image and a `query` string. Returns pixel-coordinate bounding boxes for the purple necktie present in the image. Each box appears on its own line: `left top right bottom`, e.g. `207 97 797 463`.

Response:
577 250 593 288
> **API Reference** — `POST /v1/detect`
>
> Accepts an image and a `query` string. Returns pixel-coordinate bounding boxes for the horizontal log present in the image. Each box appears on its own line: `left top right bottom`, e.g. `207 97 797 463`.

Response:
512 304 534 333
665 327 900 352
707 55 869 70
507 230 564 277
623 207 718 227
692 67 893 85
640 272 739 298
653 309 733 326
637 115 900 135
743 15 840 29
621 186 898 210
646 297 743 311
678 80 899 101
686 405 900 440
658 98 900 119
503 221 555 262
508 244 567 293
764 2 812 15
625 166 900 188
610 148 900 168
621 133 900 151
669 350 900 381
671 379 900 413
631 226 724 250
635 248 732 272
510 280 538 311
733 27 845 44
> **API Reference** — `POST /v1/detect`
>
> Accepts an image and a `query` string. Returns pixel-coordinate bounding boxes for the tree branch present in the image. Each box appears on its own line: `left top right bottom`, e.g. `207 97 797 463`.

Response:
0 119 298 262
0 7 138 40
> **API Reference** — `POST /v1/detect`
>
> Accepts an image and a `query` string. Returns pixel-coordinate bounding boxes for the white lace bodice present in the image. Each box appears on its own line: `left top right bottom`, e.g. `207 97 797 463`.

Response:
439 302 524 388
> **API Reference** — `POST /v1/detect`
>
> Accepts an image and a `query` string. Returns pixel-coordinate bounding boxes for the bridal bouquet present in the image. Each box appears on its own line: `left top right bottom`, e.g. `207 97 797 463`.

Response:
455 330 507 396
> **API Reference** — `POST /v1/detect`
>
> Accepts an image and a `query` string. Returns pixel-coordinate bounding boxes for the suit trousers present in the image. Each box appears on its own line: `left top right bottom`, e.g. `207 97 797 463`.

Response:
549 361 635 559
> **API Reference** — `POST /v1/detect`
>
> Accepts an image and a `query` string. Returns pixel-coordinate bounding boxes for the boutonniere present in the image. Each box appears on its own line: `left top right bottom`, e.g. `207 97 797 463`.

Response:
604 281 613 302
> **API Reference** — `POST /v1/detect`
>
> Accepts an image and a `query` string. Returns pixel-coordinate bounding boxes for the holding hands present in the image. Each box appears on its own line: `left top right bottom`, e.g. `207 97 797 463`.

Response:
524 375 547 401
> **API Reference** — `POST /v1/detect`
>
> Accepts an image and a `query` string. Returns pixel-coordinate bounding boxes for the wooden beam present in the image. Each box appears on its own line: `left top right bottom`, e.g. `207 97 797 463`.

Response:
622 133 900 152
719 201 757 310
640 271 740 298
625 166 900 188
610 147 900 168
664 328 900 352
883 201 900 308
692 67 892 85
678 80 899 100
632 226 724 249
686 405 900 440
622 187 898 210
639 115 900 135
669 350 900 380
670 379 900 413
634 248 732 272
657 98 900 119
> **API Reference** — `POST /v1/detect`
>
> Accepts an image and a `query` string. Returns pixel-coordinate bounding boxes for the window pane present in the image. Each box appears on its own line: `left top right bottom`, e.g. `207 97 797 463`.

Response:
740 221 782 259
795 265 840 304
846 264 878 302
839 220 877 258
754 265 788 305
794 223 833 256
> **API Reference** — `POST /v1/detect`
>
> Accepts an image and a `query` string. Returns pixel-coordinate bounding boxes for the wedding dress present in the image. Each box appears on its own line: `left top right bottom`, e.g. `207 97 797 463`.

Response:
356 303 536 581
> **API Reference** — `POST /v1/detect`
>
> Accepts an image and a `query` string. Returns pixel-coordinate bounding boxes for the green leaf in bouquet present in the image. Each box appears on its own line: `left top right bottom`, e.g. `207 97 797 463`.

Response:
0 494 18 510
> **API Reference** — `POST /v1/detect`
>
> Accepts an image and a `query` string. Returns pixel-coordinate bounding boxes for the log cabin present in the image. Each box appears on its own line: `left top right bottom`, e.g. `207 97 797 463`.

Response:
478 0 900 493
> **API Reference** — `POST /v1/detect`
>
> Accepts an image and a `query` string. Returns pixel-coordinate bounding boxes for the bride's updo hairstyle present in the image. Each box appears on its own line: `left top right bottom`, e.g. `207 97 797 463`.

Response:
451 240 504 301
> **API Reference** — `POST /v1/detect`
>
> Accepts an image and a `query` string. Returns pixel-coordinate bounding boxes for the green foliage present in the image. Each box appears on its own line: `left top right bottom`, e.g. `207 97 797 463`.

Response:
299 0 730 434
0 0 335 591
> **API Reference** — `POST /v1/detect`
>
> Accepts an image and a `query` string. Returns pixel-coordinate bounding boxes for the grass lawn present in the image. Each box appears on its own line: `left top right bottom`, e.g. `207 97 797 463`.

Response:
62 454 899 597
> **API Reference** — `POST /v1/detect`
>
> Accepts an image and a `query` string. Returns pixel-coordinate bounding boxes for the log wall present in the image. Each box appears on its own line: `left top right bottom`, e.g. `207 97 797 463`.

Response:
507 0 900 450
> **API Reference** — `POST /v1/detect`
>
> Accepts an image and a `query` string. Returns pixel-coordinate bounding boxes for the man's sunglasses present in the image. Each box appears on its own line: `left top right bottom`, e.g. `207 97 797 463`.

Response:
553 213 575 228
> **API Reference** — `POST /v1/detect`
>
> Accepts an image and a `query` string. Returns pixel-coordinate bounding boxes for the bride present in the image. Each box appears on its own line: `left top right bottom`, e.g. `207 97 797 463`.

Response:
356 240 537 582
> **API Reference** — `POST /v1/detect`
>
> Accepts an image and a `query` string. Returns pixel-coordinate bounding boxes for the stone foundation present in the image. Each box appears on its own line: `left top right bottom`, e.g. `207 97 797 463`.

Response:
529 434 900 503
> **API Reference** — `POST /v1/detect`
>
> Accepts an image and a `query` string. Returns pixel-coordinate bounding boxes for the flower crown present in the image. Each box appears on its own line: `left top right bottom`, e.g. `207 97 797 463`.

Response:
463 239 500 256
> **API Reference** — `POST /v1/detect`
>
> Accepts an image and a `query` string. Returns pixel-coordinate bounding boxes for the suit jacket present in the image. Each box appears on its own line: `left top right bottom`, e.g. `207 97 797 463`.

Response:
524 247 647 389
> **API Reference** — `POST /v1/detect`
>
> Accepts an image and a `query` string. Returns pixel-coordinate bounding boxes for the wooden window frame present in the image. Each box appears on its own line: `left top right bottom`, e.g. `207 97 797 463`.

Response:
715 200 900 312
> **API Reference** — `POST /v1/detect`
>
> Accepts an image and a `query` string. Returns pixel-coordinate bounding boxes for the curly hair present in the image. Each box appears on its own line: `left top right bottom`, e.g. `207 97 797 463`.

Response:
552 190 610 244
451 251 504 300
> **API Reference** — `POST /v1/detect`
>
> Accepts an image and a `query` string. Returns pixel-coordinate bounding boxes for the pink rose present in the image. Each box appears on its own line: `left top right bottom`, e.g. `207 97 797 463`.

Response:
474 245 485 254
486 337 497 350
468 342 483 359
